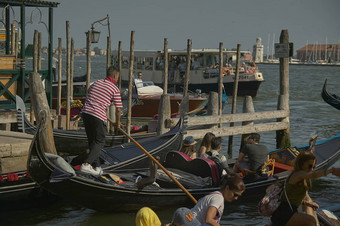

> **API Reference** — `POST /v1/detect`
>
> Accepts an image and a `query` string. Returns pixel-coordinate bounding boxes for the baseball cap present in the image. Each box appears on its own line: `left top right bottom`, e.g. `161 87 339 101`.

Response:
172 207 200 226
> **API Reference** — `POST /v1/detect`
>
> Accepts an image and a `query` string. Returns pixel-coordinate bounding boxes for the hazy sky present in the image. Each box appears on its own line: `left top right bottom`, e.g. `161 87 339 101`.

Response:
22 0 340 53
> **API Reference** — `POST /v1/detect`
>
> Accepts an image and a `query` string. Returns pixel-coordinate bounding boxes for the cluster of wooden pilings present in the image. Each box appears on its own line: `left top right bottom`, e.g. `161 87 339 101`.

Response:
155 30 291 158
31 25 291 159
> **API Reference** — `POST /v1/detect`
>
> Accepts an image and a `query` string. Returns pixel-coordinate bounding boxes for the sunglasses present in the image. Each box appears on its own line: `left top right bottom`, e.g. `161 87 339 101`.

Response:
233 192 241 198
308 164 315 170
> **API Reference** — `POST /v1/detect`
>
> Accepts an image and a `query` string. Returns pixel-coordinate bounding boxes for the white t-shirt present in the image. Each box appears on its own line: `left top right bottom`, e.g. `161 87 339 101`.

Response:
134 78 143 88
191 191 224 224
52 57 58 69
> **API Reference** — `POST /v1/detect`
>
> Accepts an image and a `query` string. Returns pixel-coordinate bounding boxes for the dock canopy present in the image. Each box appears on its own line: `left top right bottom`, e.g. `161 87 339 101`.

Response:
0 1 59 8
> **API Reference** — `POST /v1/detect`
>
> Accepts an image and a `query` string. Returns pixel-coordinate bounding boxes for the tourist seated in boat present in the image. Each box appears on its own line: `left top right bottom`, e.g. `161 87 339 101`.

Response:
134 72 144 89
180 136 197 159
192 57 201 70
168 59 177 81
232 133 269 177
198 132 216 157
178 59 187 78
201 137 232 175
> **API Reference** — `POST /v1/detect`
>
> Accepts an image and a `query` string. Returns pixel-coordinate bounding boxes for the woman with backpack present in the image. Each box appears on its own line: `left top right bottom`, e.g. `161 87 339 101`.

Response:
271 151 338 226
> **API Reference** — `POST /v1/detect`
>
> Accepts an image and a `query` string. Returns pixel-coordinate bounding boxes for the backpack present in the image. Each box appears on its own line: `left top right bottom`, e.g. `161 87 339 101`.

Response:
258 182 283 217
258 179 293 217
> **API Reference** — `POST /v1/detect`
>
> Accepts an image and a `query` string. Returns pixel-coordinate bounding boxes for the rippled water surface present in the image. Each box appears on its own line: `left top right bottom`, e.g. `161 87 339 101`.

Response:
3 59 340 225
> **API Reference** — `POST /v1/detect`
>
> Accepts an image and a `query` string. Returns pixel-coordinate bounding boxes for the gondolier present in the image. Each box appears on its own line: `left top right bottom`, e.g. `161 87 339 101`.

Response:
79 66 123 176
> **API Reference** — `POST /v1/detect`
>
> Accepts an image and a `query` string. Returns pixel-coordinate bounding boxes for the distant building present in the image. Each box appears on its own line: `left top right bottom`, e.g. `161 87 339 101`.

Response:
99 49 107 56
253 37 264 63
297 44 340 63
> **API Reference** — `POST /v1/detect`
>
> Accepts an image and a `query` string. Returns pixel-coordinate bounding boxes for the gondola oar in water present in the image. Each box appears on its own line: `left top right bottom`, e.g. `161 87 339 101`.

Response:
107 117 198 204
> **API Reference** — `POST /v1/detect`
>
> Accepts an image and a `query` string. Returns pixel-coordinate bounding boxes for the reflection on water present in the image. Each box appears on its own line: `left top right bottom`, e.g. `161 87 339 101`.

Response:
2 63 339 225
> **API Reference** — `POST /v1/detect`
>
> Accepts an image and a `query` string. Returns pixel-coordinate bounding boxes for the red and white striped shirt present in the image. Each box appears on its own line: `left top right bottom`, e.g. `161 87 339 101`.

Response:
81 77 123 123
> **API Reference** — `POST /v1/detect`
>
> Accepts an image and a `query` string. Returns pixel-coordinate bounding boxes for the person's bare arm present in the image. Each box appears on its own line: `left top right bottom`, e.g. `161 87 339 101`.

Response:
205 206 220 226
199 146 207 156
233 152 245 172
290 168 335 183
115 107 121 128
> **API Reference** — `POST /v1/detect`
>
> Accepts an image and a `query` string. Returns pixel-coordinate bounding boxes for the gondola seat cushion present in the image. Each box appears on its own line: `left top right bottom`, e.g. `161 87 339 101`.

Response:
164 151 220 185
45 153 76 176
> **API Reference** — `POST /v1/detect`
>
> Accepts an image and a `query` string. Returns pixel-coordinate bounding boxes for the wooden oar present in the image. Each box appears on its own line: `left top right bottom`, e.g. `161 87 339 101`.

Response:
107 117 198 204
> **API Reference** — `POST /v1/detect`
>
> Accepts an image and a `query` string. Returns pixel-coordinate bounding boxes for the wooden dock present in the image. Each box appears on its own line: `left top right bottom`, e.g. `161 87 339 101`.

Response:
0 130 33 174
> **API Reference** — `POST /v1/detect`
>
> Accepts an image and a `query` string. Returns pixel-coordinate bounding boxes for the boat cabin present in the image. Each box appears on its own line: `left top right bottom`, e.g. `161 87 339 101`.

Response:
112 49 263 96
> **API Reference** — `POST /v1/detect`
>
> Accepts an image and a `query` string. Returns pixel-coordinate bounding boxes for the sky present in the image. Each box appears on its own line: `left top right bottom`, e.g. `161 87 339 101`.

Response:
18 0 340 54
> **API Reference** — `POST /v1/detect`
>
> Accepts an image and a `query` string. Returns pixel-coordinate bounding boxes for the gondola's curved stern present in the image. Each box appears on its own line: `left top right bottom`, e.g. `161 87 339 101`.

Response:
321 78 340 111
27 117 47 184
27 114 70 189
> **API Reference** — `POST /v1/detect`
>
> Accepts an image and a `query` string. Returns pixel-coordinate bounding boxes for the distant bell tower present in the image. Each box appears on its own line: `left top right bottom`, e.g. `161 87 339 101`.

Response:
253 37 264 63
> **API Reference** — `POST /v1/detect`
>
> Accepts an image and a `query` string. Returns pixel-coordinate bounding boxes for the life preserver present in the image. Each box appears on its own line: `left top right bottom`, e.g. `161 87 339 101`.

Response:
222 67 231 76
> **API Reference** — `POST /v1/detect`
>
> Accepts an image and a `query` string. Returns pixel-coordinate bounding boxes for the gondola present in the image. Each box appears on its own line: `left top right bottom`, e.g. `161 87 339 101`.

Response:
317 204 340 226
0 170 40 205
321 78 340 110
27 115 340 212
16 95 156 155
2 111 183 204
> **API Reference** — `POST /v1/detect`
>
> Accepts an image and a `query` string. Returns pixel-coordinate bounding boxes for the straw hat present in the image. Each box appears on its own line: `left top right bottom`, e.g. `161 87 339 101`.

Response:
183 136 197 146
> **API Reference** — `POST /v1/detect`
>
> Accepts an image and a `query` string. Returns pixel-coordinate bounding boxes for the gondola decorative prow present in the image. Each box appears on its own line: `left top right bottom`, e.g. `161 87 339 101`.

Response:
107 117 198 204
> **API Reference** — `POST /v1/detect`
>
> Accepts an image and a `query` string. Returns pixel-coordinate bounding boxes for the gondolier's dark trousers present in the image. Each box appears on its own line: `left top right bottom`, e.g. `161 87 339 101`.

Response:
82 113 106 168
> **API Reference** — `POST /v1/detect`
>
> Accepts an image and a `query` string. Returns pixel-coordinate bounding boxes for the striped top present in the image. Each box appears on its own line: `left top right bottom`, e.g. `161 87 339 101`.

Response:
81 78 123 123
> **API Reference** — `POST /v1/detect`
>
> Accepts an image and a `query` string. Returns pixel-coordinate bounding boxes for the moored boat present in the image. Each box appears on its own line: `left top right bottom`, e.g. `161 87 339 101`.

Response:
321 78 340 110
27 115 340 212
112 49 264 97
0 171 40 204
16 96 156 155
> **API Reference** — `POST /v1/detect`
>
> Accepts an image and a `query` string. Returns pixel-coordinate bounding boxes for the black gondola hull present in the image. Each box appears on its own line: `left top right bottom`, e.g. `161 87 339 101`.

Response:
321 78 340 110
28 118 340 212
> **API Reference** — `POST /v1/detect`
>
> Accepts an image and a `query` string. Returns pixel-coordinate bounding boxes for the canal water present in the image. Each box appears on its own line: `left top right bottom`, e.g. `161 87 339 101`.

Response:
2 58 340 225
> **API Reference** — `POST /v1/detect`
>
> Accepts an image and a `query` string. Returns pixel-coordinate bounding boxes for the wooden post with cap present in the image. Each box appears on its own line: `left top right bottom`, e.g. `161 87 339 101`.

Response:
276 29 291 148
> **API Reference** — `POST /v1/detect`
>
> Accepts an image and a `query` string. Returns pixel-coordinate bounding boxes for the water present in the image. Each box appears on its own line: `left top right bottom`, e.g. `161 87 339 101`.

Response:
3 59 340 225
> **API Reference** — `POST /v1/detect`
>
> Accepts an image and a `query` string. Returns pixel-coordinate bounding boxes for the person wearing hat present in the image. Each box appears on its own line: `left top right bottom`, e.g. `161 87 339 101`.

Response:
180 136 197 159
169 207 201 226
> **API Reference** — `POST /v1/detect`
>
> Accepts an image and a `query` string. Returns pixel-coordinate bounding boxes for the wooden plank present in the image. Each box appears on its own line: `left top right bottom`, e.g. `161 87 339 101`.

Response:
186 121 289 139
0 156 28 173
186 110 289 126
0 109 57 124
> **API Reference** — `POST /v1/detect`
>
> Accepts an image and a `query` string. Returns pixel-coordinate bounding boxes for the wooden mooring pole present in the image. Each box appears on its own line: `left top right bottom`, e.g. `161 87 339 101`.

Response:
66 21 71 130
157 38 171 135
228 44 241 158
118 41 122 90
183 39 192 98
240 96 255 150
218 43 223 124
29 29 57 154
70 38 74 99
57 38 62 116
30 30 39 124
107 36 111 68
276 29 291 148
126 31 135 139
86 30 92 95
38 32 42 70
